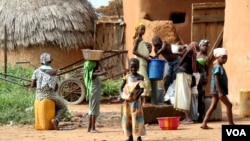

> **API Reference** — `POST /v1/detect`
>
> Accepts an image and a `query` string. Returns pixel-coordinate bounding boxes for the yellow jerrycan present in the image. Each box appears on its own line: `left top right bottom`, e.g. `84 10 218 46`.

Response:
34 99 55 130
240 90 250 117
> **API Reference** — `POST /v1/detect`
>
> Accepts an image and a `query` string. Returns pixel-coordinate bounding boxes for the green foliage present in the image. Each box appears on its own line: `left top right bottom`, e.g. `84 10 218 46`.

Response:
0 65 35 125
0 65 123 125
101 79 122 97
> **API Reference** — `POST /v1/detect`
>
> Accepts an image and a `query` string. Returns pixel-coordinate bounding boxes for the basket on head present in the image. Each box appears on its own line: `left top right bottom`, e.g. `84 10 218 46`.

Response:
82 49 104 61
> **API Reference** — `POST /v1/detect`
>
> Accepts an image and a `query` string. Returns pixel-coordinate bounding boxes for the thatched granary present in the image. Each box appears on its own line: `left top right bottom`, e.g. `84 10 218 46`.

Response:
0 0 97 69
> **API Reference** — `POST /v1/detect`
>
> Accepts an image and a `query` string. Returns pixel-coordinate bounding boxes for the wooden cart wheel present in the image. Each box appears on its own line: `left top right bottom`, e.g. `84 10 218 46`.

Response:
58 78 85 105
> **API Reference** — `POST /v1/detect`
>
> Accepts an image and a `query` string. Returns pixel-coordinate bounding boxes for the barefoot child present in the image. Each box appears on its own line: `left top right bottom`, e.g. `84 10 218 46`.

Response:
120 58 146 141
200 48 234 129
83 60 107 133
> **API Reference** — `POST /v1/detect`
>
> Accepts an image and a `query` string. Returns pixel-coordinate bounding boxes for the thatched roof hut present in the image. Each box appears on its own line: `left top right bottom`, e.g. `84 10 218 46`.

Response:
0 0 97 49
0 0 97 69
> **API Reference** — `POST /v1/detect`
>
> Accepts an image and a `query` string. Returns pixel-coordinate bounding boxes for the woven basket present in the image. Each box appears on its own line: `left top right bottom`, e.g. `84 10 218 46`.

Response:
82 49 104 60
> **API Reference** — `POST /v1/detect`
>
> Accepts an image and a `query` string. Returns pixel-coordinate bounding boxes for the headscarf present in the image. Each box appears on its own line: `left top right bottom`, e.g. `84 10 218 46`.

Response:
133 22 145 39
199 39 210 47
213 48 227 57
40 53 52 65
83 60 97 101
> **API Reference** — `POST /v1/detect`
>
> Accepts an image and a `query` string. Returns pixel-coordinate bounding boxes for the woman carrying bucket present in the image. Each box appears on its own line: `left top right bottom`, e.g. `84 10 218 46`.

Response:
132 22 151 105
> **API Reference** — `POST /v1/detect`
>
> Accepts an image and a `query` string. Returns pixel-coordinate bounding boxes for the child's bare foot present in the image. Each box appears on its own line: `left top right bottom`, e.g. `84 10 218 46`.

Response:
200 125 213 129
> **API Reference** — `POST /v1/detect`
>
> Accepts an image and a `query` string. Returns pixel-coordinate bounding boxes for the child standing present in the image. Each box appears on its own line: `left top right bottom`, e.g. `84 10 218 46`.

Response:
83 60 107 133
200 48 234 129
120 58 146 141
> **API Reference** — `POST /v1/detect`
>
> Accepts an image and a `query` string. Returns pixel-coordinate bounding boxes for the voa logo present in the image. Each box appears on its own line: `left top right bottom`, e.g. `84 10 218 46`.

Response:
226 129 246 136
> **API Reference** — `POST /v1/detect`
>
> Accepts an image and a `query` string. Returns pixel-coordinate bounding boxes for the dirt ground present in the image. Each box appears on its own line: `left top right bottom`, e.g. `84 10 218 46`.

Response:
1 102 250 141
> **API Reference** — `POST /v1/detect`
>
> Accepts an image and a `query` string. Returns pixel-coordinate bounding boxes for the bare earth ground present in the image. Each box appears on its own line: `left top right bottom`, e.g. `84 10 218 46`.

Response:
1 103 250 141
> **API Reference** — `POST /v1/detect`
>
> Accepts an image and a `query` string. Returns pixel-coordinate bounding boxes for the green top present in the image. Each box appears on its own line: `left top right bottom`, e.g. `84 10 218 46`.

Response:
83 60 97 101
196 57 206 66
196 57 207 72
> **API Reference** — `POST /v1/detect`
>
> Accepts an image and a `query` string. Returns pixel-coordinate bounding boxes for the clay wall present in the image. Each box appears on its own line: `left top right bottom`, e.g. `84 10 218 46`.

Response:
123 0 225 58
123 0 250 105
223 0 250 104
0 47 85 70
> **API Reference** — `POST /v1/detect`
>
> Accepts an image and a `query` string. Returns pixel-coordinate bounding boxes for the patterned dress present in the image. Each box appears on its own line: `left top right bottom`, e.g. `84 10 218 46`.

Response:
121 75 146 137
32 65 67 121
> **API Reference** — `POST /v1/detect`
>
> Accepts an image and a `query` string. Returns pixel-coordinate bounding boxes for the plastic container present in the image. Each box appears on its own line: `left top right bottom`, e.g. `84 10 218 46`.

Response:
82 49 104 60
157 117 180 130
240 90 250 117
171 44 185 54
35 99 55 130
148 59 166 80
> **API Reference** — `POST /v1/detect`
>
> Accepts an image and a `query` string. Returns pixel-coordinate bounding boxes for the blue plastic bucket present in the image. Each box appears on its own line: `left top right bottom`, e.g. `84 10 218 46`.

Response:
148 59 166 80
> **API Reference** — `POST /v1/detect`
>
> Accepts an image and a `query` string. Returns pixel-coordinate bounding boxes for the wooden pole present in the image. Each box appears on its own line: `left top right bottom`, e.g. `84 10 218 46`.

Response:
4 25 7 78
93 21 96 49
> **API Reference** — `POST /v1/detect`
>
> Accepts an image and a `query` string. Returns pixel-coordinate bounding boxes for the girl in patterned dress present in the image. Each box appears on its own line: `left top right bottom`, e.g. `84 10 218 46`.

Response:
120 58 146 141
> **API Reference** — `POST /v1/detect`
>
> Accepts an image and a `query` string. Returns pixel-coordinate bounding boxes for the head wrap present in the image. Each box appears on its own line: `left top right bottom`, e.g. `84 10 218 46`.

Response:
40 53 52 65
135 22 144 30
199 39 210 47
213 48 227 57
133 22 145 39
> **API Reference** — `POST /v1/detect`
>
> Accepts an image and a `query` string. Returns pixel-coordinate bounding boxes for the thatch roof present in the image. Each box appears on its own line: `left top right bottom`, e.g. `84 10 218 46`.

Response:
0 0 97 50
